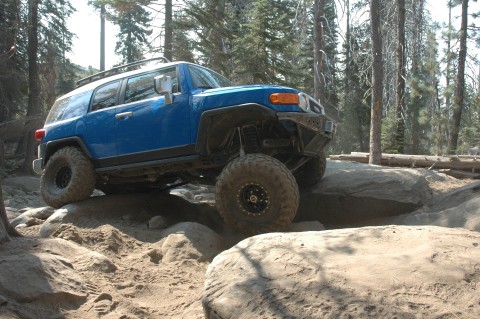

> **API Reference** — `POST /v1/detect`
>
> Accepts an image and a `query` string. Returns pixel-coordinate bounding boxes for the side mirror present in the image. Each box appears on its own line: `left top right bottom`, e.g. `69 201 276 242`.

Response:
154 75 173 104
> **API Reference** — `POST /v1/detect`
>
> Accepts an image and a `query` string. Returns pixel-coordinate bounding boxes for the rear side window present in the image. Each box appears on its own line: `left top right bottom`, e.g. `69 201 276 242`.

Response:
46 90 92 124
124 67 179 104
91 81 120 111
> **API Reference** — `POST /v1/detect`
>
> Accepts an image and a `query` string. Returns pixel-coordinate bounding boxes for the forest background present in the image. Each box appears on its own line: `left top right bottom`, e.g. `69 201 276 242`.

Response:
0 0 479 174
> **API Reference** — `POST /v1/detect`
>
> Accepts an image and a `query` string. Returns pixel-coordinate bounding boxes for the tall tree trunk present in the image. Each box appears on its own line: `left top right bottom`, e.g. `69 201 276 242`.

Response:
0 183 20 244
127 30 132 63
20 0 41 174
344 0 353 151
448 0 468 154
314 0 325 103
369 0 383 164
211 0 226 73
164 0 173 61
410 0 424 154
445 0 453 122
395 0 406 153
100 4 106 71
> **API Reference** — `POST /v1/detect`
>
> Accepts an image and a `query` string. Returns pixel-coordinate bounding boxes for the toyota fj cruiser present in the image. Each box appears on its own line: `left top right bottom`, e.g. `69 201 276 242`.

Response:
33 57 335 235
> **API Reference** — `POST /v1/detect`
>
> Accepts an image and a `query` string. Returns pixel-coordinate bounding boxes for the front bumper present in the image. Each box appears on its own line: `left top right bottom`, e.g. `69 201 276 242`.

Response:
278 112 336 156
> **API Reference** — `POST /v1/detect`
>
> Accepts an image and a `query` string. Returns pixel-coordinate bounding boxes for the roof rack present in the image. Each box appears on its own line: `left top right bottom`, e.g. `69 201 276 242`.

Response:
76 56 171 88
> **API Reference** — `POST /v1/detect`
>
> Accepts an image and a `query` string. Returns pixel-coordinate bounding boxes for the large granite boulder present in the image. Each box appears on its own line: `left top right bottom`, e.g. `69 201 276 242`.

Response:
203 226 480 319
296 161 437 226
0 237 116 307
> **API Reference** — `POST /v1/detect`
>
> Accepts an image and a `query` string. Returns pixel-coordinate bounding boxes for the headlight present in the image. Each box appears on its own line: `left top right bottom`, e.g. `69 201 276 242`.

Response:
298 93 310 112
297 92 325 115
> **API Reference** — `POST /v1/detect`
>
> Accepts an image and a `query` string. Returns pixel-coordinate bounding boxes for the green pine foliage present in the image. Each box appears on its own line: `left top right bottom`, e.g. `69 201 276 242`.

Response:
112 3 152 63
233 0 297 84
3 0 480 159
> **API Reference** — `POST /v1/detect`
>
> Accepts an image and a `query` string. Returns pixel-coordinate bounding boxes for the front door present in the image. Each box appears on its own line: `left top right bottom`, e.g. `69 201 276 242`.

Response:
114 66 191 165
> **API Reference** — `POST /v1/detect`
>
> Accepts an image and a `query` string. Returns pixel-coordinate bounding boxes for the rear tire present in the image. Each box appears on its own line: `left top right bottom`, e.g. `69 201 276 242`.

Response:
215 154 299 236
40 146 96 208
295 153 327 190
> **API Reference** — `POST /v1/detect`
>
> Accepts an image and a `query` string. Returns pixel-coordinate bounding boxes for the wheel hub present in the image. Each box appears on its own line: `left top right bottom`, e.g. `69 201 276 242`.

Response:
55 165 72 189
238 182 269 215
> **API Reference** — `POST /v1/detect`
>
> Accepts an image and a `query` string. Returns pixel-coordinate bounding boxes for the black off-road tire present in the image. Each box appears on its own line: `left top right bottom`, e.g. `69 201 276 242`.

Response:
295 153 327 190
40 146 96 208
215 154 299 236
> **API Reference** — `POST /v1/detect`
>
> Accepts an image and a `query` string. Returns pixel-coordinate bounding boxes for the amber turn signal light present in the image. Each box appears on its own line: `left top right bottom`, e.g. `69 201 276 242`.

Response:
269 93 299 105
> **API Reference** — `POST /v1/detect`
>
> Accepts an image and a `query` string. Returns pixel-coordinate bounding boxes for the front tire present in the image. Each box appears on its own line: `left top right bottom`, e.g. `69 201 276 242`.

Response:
40 146 96 208
215 154 299 235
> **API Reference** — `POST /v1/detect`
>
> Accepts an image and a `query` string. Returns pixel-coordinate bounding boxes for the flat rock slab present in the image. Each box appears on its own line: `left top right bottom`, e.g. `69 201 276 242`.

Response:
297 161 435 226
203 226 480 319
403 196 480 231
393 181 480 232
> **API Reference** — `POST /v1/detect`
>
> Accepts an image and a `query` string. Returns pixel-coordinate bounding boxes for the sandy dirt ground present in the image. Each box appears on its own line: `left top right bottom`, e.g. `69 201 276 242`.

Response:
0 167 477 319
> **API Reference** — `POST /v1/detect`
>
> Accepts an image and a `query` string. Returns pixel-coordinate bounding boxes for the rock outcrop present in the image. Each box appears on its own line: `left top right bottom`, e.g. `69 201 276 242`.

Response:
398 181 480 231
296 161 438 226
203 225 480 319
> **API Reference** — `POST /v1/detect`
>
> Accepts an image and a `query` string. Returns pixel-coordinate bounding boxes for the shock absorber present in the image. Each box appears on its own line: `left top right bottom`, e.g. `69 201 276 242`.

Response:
242 126 260 153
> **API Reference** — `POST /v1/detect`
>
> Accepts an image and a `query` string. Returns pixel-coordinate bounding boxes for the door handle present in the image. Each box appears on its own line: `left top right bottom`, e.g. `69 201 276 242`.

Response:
115 111 133 120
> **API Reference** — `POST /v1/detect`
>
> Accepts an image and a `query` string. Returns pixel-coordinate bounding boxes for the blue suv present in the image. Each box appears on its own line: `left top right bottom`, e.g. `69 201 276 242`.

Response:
33 58 335 235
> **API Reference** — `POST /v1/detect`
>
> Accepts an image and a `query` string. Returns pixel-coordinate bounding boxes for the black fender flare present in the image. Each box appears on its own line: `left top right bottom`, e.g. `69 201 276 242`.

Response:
195 103 277 155
43 137 93 166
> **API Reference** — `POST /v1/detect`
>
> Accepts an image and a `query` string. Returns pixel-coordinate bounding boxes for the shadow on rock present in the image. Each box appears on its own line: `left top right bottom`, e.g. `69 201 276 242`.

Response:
39 191 224 243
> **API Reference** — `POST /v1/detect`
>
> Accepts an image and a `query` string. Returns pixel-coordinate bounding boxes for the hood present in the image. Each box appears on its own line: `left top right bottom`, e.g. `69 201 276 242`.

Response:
191 84 301 113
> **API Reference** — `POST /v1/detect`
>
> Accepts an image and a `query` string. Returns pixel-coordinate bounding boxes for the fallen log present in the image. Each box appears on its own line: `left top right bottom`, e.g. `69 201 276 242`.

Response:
439 169 480 179
329 152 480 172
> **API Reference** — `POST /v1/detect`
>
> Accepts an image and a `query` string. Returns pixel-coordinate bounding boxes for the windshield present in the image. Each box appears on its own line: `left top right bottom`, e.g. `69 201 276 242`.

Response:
188 65 232 89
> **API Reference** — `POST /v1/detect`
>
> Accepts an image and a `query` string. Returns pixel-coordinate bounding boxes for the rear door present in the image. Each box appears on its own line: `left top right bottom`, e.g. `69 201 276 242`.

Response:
114 66 191 164
84 80 121 163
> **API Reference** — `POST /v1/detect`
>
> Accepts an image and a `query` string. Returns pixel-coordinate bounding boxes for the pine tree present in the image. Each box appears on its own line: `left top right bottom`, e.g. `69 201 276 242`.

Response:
113 4 152 63
233 0 297 84
92 0 152 64
0 0 27 123
339 22 371 153
394 0 406 153
171 13 196 62
369 0 384 164
182 0 234 75
38 0 75 108
448 0 468 154
21 0 41 173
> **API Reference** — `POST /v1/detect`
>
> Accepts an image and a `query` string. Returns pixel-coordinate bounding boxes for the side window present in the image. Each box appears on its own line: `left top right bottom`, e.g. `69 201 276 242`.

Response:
45 90 92 124
91 81 120 111
124 67 179 104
